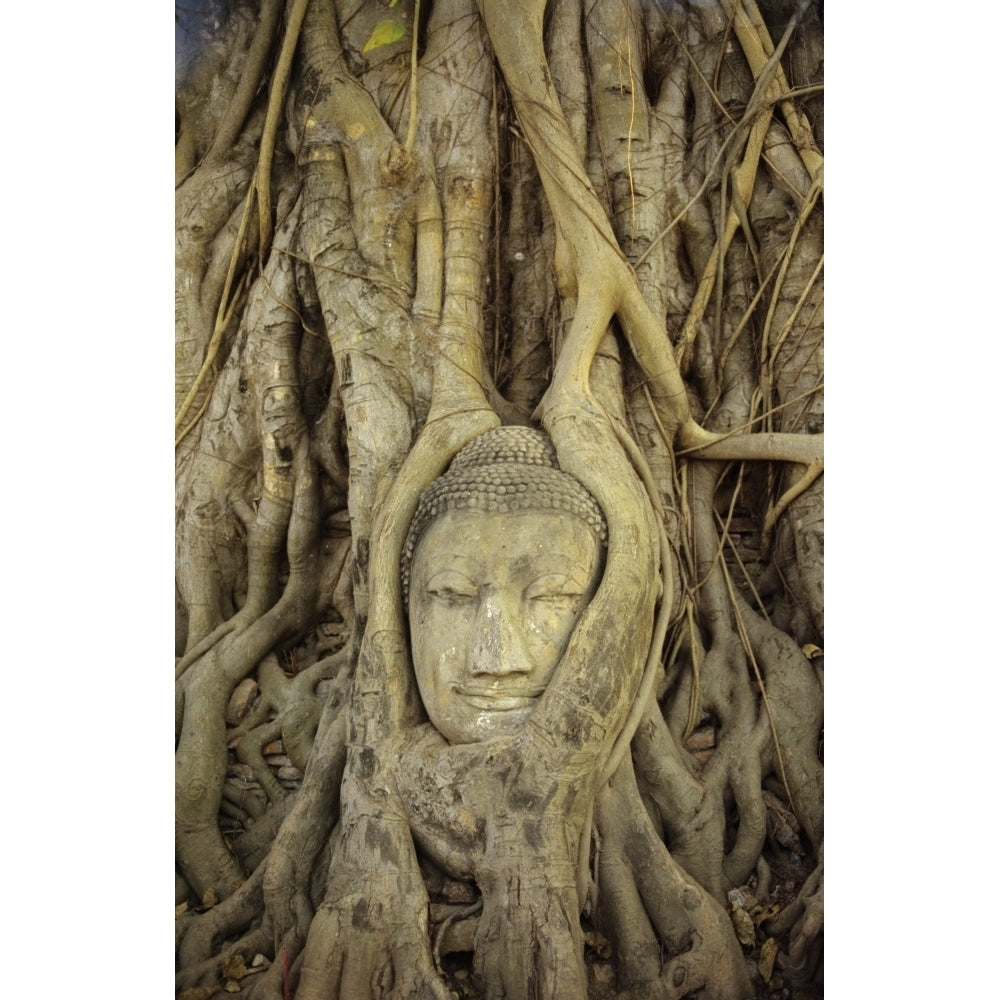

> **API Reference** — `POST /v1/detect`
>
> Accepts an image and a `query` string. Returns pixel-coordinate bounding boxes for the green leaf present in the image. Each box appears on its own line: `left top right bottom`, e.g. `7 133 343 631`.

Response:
363 18 407 54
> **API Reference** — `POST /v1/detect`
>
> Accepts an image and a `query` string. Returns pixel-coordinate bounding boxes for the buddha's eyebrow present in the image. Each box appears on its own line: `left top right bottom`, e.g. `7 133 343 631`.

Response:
527 565 595 588
417 551 482 574
514 549 593 571
423 566 477 584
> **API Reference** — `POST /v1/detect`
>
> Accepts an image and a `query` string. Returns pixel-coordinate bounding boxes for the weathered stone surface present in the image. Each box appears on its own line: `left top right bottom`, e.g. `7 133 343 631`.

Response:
225 678 259 726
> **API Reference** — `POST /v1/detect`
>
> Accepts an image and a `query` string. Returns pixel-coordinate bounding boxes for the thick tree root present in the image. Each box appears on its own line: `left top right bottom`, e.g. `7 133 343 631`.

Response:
296 797 453 1000
595 755 753 999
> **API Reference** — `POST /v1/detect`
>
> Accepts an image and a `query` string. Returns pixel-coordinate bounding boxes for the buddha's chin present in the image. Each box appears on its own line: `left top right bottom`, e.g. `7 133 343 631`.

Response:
440 699 536 745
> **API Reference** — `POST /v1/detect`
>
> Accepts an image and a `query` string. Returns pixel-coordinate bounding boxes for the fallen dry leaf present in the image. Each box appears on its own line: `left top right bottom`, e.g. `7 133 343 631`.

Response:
752 902 782 926
221 954 247 980
729 903 756 947
584 930 612 959
758 937 779 983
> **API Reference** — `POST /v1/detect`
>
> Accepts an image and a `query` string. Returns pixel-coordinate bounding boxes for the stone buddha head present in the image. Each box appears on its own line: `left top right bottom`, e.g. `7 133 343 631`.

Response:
402 427 608 745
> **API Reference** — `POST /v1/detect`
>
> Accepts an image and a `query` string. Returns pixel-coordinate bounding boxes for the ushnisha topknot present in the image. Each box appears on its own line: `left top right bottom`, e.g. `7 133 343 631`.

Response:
402 426 608 601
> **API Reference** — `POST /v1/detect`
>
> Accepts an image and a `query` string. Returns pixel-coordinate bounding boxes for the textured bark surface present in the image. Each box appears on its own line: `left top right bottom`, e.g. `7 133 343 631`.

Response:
175 1 823 996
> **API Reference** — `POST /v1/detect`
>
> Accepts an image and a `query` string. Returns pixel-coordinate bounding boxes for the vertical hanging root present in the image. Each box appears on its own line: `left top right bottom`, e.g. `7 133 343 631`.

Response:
257 0 312 255
722 0 823 184
176 0 312 445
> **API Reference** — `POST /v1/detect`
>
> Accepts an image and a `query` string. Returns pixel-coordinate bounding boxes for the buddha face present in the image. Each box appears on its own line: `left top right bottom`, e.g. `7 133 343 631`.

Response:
408 508 602 745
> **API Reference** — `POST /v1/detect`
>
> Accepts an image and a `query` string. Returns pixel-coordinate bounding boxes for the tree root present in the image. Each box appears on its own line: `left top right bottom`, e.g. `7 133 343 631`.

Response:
767 847 823 987
176 442 322 900
296 799 453 1000
177 862 266 981
594 754 753 999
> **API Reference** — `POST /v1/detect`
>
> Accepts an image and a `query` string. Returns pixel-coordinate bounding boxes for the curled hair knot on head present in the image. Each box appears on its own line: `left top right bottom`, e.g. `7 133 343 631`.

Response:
401 426 608 601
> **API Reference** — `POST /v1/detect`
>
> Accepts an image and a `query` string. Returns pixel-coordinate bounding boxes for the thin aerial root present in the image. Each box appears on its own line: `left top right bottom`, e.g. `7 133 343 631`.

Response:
681 598 702 742
405 0 421 153
674 108 772 373
257 0 311 256
202 0 284 167
768 252 824 364
762 458 823 537
759 175 823 370
175 179 258 439
715 509 771 623
175 364 221 449
722 0 823 183
577 794 596 915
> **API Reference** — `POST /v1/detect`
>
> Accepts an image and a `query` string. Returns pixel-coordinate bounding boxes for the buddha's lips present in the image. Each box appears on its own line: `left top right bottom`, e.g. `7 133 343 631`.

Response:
454 685 545 710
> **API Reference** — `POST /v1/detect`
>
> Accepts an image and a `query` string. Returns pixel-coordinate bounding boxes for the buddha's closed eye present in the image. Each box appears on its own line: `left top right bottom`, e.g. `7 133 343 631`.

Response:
425 572 478 604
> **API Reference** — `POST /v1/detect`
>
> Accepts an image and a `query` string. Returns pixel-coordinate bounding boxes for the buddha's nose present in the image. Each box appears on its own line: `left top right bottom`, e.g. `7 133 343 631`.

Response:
470 594 530 676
